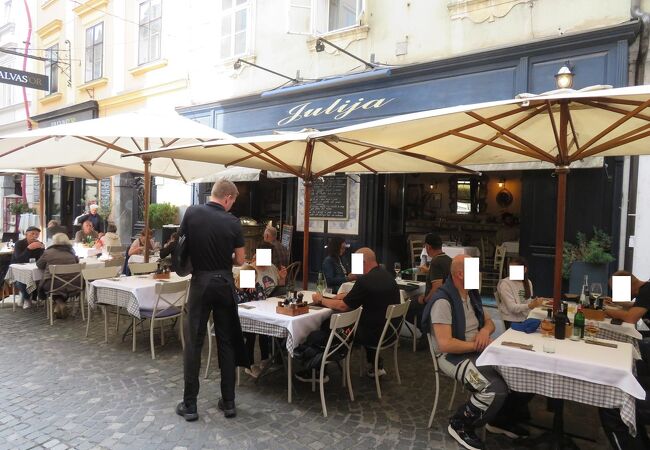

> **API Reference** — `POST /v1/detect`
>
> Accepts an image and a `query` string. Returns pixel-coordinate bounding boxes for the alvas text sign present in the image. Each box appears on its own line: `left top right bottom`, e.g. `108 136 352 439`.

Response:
0 66 49 91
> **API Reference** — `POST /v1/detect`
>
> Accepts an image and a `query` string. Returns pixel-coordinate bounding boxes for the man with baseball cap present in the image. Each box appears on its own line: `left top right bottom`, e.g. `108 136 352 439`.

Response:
10 226 45 309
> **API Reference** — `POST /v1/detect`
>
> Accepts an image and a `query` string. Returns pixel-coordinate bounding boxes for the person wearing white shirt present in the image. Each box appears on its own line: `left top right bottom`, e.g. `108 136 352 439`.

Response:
496 256 545 328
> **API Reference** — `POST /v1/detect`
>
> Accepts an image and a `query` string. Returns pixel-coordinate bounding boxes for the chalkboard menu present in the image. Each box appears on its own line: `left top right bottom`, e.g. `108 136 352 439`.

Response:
99 178 111 206
309 175 348 219
281 224 293 254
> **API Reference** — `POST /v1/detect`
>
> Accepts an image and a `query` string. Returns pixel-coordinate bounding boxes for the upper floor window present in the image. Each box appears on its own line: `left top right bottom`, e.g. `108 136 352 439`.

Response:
288 0 365 35
0 79 13 107
2 0 11 26
85 22 103 82
44 44 58 94
220 0 252 59
138 0 162 65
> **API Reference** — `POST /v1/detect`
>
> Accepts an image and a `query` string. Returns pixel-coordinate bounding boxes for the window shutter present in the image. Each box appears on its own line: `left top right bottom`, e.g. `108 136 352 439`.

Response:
356 0 366 25
288 0 312 34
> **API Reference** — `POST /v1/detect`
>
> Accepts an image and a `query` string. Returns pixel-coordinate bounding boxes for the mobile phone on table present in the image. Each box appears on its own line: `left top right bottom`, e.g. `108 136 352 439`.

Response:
610 318 623 325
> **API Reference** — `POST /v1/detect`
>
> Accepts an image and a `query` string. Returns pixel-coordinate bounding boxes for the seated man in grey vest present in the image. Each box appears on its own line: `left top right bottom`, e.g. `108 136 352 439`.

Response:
422 255 527 450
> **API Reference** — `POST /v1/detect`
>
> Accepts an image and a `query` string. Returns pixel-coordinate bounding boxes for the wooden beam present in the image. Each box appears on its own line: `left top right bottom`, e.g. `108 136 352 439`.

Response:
574 126 650 160
575 100 650 123
321 140 377 174
452 131 555 163
302 142 315 290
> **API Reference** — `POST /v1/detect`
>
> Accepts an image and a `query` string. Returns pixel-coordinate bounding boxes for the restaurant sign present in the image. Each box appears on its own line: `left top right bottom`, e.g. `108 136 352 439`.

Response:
0 66 49 91
278 97 395 126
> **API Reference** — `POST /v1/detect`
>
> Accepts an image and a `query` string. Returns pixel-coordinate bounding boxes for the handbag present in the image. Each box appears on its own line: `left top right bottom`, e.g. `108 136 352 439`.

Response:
173 233 193 277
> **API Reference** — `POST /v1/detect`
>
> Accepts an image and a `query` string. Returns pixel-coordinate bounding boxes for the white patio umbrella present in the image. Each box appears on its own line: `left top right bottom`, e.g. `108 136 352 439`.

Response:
0 110 232 253
124 85 650 300
122 131 478 288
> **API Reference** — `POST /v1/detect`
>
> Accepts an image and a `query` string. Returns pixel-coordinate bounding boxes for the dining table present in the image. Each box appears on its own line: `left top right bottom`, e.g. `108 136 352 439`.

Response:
237 292 333 403
477 327 645 445
5 257 106 295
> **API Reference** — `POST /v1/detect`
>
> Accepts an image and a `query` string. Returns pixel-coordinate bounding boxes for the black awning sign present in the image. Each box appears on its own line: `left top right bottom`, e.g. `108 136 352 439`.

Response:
0 66 48 91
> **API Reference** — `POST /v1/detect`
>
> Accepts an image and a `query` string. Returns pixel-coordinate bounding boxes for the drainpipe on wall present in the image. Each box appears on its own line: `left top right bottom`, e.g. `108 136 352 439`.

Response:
623 2 650 270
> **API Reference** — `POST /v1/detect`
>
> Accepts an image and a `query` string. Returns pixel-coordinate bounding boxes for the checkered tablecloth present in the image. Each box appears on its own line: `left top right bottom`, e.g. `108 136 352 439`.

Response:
239 316 292 349
5 264 42 294
88 286 142 318
496 366 637 434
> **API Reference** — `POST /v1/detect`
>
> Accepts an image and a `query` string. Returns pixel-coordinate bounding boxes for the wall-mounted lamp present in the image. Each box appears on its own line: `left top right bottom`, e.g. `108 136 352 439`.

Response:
554 64 575 89
233 58 300 83
498 177 506 188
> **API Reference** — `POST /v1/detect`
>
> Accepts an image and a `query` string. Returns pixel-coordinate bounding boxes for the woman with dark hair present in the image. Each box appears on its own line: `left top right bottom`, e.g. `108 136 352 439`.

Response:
322 237 354 294
496 256 545 328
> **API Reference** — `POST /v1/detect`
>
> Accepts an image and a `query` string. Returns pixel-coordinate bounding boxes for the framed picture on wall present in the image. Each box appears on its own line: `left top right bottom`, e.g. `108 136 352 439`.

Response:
433 192 442 208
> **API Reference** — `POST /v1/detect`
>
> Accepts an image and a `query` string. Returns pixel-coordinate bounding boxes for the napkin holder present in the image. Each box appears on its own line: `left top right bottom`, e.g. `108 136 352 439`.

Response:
276 303 309 316
153 272 170 280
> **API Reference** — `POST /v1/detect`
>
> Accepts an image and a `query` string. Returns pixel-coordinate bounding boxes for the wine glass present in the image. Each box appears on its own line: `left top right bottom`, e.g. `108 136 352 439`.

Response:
590 283 603 309
394 262 401 281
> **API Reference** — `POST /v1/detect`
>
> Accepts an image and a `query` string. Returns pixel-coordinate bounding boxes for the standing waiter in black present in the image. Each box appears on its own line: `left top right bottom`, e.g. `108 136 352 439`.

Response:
176 179 249 421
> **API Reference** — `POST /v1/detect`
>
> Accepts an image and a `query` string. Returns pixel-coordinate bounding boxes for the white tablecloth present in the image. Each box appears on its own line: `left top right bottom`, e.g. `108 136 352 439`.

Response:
128 254 160 264
528 307 642 341
237 294 332 356
5 258 103 294
89 273 189 318
339 279 425 302
477 329 644 399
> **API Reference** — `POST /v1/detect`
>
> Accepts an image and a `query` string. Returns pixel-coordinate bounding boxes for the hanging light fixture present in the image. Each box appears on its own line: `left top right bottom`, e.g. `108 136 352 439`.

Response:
554 65 575 89
498 177 506 188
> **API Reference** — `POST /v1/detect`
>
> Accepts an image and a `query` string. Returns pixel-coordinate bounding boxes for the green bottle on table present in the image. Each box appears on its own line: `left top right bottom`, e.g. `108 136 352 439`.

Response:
572 305 585 340
316 272 326 294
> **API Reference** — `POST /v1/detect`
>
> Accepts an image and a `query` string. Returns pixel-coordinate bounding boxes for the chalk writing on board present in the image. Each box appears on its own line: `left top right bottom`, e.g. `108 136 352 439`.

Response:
309 175 348 219
100 178 111 206
281 224 294 254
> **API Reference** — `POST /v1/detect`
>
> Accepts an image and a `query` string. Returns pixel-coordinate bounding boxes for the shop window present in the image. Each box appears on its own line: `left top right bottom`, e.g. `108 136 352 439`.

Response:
220 0 252 60
449 176 488 215
85 22 103 82
44 44 58 94
138 0 162 65
2 0 11 26
288 0 365 35
456 179 472 214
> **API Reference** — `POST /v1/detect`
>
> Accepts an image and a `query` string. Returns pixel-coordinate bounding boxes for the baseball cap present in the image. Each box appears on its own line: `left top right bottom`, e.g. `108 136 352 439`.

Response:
26 226 41 233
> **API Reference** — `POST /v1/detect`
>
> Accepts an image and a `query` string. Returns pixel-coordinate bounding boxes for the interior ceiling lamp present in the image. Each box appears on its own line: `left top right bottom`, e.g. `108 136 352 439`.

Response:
554 64 575 89
233 58 300 83
315 37 377 70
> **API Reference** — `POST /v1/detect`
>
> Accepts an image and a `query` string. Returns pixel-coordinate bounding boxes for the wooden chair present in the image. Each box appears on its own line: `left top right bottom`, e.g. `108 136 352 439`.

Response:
427 333 459 428
409 239 425 270
82 266 121 339
285 261 301 288
133 279 189 359
480 244 506 294
46 263 85 325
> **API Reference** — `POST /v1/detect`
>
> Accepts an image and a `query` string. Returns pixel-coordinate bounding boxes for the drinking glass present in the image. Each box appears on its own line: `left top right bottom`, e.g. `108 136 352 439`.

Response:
590 283 603 309
394 262 401 281
29 258 35 264
585 320 599 341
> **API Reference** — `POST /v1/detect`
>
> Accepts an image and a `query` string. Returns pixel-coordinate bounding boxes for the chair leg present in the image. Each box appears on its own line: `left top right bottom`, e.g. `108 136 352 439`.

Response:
311 368 316 393
12 284 16 312
103 306 108 343
132 317 137 352
374 349 381 399
180 314 185 350
160 320 165 346
115 306 120 333
428 370 440 428
49 298 53 326
150 319 156 360
204 323 212 379
85 300 92 338
412 318 417 352
394 343 401 385
320 368 327 417
80 293 85 322
346 354 354 402
448 380 458 410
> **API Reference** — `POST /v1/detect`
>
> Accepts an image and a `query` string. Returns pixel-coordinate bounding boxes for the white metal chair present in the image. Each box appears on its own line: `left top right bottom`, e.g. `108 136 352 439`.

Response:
128 262 158 275
46 263 85 326
493 244 507 279
104 256 125 268
426 332 458 428
133 279 189 359
82 266 120 339
364 300 411 399
409 239 425 269
312 307 362 417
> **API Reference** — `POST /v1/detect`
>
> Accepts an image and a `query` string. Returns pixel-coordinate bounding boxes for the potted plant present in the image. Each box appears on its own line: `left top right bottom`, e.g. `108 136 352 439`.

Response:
9 201 37 231
148 203 179 243
562 227 615 294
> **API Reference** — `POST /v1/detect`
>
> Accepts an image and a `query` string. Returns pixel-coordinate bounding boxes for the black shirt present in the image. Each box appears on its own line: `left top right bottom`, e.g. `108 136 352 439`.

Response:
77 213 103 233
635 281 650 322
179 202 245 272
11 239 45 264
343 266 400 332
425 253 452 297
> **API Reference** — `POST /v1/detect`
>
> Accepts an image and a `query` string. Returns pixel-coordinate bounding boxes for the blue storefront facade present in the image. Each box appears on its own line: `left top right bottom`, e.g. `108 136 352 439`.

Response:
178 21 639 294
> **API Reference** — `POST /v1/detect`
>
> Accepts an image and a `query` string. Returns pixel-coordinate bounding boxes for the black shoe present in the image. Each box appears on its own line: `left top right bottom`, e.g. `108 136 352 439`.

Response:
486 421 530 439
175 402 198 422
448 418 485 450
218 398 236 418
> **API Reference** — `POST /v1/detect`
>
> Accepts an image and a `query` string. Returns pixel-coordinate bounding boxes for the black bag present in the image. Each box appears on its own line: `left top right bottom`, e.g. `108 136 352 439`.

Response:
173 233 193 277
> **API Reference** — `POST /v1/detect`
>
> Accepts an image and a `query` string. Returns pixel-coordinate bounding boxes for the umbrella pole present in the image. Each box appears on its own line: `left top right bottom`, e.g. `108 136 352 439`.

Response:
143 155 152 263
38 168 45 241
553 167 569 310
302 179 312 290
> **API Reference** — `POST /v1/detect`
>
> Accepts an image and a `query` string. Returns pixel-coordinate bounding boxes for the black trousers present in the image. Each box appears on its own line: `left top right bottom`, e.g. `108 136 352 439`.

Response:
243 333 270 363
183 276 238 405
599 376 650 450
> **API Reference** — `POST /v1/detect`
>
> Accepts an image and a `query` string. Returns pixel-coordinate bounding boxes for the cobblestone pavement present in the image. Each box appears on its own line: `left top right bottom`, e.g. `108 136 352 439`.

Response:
0 302 612 450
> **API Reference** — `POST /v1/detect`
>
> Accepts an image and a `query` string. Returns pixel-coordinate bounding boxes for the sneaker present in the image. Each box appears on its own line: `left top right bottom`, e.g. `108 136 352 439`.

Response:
366 367 387 378
448 418 485 450
218 398 236 419
486 422 530 439
22 299 32 310
245 365 262 379
16 297 24 307
295 370 329 383
175 401 199 422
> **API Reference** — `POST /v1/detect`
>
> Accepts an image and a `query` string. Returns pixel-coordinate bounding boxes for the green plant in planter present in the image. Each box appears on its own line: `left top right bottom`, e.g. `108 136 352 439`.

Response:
562 227 615 279
9 201 36 215
148 203 178 230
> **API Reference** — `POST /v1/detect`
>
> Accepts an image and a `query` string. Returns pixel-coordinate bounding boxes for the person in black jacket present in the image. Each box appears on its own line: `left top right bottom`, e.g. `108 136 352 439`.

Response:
76 204 104 233
159 232 178 272
11 226 45 308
